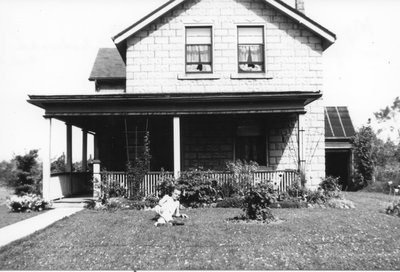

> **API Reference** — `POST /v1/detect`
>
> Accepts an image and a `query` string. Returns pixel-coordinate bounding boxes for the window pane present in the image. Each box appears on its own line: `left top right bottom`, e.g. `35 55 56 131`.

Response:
186 45 211 62
238 45 263 62
186 27 211 44
238 27 263 44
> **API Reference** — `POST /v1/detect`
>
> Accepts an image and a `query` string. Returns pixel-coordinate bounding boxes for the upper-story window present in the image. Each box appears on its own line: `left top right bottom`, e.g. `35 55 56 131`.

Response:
185 27 212 73
237 26 264 73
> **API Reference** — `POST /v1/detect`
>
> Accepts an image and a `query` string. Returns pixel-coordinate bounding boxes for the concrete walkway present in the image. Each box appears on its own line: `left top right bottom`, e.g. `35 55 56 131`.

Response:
0 196 93 248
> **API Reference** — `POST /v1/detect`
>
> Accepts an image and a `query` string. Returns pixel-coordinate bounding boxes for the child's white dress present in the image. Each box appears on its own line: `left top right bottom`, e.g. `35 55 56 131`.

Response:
153 195 180 224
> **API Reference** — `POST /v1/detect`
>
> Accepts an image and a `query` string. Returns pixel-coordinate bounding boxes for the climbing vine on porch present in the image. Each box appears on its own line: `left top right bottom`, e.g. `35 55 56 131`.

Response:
126 131 151 199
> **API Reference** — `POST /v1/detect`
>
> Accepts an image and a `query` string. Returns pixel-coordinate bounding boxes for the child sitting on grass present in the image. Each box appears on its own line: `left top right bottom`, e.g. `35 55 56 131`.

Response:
153 188 188 226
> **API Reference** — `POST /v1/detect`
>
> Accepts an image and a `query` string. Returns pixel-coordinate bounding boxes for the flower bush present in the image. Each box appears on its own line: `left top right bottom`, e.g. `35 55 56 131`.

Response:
242 183 276 222
7 194 52 212
319 176 341 198
386 200 400 217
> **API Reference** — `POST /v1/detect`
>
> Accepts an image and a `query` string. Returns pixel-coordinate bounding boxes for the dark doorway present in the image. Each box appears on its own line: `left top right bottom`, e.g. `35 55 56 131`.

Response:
326 150 351 190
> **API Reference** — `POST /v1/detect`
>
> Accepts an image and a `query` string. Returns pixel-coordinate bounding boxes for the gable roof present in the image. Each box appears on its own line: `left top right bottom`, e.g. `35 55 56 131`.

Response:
112 0 336 60
89 48 126 81
325 106 355 139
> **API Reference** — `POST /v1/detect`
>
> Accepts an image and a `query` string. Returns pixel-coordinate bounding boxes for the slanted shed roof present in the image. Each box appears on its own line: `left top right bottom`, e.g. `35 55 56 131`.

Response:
89 48 126 81
112 0 336 60
325 106 355 139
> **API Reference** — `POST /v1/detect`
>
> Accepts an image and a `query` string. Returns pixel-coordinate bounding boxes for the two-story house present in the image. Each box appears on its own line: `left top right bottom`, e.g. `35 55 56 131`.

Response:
28 0 336 200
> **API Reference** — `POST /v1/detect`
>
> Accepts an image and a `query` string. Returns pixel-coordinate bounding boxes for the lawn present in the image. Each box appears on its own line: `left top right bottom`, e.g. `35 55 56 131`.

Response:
0 192 399 270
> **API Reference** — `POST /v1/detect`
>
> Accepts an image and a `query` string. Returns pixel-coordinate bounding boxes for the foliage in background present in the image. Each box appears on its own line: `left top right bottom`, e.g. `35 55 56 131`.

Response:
51 153 87 173
372 139 400 192
0 160 17 188
6 194 52 212
51 153 66 173
351 125 378 191
374 96 400 143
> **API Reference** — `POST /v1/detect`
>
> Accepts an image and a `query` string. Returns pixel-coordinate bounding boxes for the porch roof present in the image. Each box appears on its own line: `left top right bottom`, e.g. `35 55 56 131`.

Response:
28 91 321 119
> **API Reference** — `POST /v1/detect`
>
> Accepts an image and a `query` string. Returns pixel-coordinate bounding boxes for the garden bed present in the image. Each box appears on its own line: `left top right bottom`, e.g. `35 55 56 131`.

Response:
0 192 399 270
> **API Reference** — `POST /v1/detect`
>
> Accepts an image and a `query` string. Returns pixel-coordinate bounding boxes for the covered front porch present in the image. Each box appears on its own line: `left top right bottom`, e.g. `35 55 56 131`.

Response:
28 91 321 200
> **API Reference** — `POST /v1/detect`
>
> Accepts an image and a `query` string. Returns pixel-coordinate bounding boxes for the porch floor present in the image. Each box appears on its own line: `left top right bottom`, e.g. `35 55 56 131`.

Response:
52 194 94 208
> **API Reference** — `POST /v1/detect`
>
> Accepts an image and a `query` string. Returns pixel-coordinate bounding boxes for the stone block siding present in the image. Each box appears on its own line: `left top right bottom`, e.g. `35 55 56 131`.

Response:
126 0 323 94
267 114 299 171
302 98 325 189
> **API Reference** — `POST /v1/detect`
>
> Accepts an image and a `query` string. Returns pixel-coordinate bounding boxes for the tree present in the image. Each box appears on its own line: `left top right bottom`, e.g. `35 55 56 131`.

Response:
13 150 41 186
0 160 17 187
350 126 378 190
374 96 400 143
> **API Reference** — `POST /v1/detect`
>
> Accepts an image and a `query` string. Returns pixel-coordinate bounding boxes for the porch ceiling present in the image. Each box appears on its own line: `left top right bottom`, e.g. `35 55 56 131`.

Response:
28 91 321 128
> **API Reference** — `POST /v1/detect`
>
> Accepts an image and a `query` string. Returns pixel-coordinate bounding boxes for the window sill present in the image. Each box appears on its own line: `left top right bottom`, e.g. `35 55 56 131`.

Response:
177 74 221 80
230 73 273 80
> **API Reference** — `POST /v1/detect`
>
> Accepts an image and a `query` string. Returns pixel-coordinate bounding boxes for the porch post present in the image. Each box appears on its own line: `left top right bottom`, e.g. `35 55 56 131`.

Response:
82 130 88 172
92 133 101 198
42 118 52 200
66 124 73 173
173 116 181 179
298 114 305 175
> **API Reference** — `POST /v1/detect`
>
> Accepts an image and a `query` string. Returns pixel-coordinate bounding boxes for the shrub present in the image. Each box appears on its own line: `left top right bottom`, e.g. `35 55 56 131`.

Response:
144 194 159 208
177 168 222 208
287 182 308 200
7 194 52 212
108 184 127 198
306 189 327 204
243 183 276 221
351 126 377 190
320 176 341 193
319 176 341 199
216 196 244 208
14 184 36 196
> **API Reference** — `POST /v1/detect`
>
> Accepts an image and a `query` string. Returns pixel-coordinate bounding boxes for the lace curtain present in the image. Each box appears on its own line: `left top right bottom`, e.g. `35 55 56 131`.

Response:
186 45 211 63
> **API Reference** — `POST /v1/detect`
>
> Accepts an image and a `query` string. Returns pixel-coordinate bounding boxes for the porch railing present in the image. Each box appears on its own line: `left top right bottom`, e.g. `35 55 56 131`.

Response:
100 170 298 198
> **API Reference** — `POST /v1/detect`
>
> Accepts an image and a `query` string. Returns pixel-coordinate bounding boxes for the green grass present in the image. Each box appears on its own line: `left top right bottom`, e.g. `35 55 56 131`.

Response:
0 192 399 270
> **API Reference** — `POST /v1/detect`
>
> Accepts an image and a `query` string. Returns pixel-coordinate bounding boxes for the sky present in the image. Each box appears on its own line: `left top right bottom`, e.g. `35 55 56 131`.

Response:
0 0 399 162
